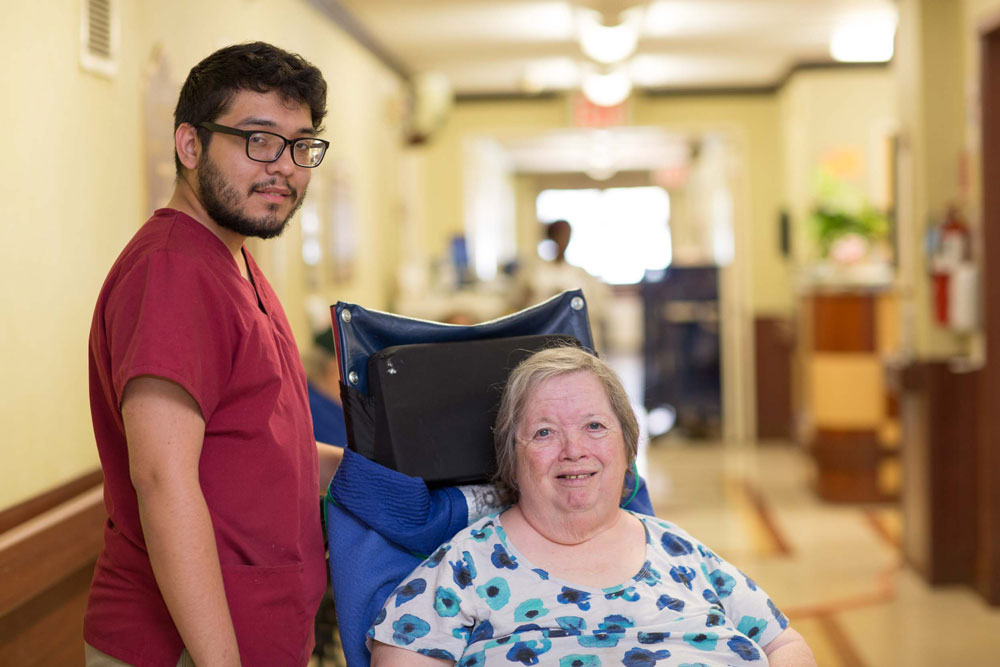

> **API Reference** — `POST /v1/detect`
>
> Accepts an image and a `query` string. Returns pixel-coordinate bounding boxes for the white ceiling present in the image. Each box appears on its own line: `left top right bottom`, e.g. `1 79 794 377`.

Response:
334 0 898 96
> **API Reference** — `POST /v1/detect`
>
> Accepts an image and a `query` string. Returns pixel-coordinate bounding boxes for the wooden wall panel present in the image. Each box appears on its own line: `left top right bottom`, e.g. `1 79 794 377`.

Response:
978 24 1000 605
754 317 794 440
0 474 104 667
810 294 876 352
812 428 885 503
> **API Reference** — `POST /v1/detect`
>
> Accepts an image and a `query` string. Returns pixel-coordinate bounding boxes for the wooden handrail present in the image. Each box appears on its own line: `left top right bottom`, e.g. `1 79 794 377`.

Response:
0 485 106 617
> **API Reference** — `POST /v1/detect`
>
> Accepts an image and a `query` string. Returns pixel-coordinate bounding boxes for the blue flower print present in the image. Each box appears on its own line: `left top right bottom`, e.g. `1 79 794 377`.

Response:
470 620 495 643
391 614 430 646
604 586 640 602
707 569 736 599
767 599 789 629
622 648 671 666
491 543 519 570
450 551 478 589
637 632 670 644
596 615 634 633
560 655 600 667
743 573 758 591
548 616 587 637
470 525 494 541
701 589 721 606
372 607 387 626
427 544 451 568
434 587 461 617
394 578 427 607
577 615 633 648
697 544 720 562
737 616 768 642
452 626 471 642
677 664 709 667
533 568 550 580
655 595 685 612
636 564 662 587
661 531 694 556
514 598 550 622
420 648 457 661
704 608 725 627
514 623 544 634
682 632 718 652
476 576 512 610
727 636 760 661
669 566 696 590
458 651 486 667
558 587 592 610
506 638 553 665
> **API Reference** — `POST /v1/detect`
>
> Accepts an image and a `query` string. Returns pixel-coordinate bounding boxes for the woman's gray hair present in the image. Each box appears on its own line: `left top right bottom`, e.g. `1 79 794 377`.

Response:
492 345 639 505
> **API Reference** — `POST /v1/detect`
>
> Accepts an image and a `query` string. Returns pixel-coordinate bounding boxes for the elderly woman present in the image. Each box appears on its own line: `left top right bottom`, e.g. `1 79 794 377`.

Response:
369 346 815 666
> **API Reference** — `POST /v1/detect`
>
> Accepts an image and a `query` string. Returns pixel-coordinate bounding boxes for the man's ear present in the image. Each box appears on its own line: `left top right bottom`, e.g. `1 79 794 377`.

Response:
174 122 202 171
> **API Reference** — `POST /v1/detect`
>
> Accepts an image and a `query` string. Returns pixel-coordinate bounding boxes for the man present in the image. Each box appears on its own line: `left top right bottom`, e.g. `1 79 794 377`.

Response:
86 42 343 667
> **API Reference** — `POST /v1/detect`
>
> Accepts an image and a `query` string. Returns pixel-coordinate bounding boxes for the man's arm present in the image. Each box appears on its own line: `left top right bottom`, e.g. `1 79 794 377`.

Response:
316 442 344 495
763 627 817 666
123 376 241 667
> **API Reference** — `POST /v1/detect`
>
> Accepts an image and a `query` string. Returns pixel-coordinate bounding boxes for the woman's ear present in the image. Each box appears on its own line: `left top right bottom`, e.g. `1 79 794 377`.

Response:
174 122 201 171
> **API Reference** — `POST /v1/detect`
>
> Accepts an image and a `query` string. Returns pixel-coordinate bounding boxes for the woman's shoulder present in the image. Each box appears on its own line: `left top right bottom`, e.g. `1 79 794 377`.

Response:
434 512 507 553
629 511 724 561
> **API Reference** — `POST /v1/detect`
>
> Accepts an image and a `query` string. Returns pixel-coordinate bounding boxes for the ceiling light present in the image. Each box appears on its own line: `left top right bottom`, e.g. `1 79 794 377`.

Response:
582 69 632 107
578 8 641 64
830 18 896 62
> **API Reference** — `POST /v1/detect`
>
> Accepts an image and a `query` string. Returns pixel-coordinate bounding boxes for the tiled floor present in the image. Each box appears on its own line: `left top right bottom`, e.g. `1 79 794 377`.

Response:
644 437 1000 666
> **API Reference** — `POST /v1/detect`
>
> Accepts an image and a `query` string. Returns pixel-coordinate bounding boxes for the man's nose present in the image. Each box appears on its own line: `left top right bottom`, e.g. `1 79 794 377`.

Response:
266 146 298 176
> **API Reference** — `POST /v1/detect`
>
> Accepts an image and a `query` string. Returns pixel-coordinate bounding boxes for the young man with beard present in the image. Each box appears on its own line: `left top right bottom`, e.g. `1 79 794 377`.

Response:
85 42 343 667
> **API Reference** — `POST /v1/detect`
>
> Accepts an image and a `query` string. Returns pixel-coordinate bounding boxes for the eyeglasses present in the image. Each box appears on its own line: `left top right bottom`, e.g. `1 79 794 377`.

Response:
199 122 329 168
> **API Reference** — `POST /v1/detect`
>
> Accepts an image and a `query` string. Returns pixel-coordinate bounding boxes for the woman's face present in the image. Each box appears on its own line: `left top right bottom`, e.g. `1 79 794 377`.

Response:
514 371 628 523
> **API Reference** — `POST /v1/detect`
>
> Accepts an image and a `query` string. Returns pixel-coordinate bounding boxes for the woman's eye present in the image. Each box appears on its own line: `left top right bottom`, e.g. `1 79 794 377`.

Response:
587 422 605 431
534 427 551 438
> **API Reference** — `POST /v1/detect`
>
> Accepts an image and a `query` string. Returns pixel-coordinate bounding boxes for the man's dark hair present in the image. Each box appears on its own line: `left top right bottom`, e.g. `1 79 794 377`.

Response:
173 41 328 174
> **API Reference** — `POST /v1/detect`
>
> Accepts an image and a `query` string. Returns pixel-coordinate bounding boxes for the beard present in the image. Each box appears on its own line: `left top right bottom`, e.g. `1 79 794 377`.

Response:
197 153 305 240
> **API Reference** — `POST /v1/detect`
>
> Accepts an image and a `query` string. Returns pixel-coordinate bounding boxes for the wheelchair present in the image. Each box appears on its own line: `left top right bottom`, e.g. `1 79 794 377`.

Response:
323 290 653 666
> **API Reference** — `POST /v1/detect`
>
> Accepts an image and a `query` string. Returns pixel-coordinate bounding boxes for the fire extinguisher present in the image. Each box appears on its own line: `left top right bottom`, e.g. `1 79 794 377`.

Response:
929 205 972 327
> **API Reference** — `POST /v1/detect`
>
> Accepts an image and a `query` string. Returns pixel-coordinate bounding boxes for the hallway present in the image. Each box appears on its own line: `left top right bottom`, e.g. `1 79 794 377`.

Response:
642 439 1000 666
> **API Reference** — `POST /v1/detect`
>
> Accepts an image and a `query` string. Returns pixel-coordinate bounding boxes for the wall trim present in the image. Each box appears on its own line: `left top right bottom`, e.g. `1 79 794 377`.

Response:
0 485 105 616
0 469 103 535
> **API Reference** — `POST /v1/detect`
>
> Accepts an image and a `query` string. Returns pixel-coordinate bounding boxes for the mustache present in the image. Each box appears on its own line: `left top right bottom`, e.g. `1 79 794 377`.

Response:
249 178 298 200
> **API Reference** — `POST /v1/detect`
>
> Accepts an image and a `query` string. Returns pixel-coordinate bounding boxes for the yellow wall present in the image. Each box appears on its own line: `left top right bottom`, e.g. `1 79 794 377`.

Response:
414 98 569 266
633 94 788 315
0 0 406 510
778 67 898 266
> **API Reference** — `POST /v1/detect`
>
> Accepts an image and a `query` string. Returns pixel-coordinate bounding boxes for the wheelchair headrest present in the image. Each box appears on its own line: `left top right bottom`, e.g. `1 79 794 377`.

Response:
329 290 595 485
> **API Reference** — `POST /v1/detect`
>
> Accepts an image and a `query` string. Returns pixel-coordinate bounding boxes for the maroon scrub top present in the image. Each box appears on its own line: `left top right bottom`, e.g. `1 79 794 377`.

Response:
86 209 326 666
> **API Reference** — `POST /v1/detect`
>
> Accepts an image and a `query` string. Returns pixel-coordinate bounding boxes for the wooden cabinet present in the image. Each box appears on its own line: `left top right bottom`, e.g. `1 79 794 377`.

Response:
796 288 901 502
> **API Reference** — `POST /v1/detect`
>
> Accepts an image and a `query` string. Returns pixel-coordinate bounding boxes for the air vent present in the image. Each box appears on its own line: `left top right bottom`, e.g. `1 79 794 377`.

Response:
80 0 119 78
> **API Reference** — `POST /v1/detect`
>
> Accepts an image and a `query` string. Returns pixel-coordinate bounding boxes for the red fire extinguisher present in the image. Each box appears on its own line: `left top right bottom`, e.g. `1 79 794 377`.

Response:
930 206 971 326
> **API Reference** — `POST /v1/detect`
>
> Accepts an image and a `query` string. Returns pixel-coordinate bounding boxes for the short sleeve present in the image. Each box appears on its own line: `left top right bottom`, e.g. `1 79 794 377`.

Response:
368 539 487 662
105 250 235 418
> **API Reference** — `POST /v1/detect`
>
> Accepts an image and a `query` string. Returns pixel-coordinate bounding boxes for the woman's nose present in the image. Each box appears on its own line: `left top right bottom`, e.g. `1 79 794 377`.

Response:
560 431 587 459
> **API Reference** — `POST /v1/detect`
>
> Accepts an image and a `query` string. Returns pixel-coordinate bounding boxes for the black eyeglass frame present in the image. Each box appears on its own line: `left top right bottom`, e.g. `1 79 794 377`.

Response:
199 122 329 168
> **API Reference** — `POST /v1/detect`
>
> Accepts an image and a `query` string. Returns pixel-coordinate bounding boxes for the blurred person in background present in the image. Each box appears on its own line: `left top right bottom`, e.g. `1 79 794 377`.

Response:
304 327 348 447
517 219 611 353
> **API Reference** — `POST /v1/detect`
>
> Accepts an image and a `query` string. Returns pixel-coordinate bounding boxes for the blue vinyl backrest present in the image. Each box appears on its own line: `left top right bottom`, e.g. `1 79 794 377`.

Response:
332 289 595 395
